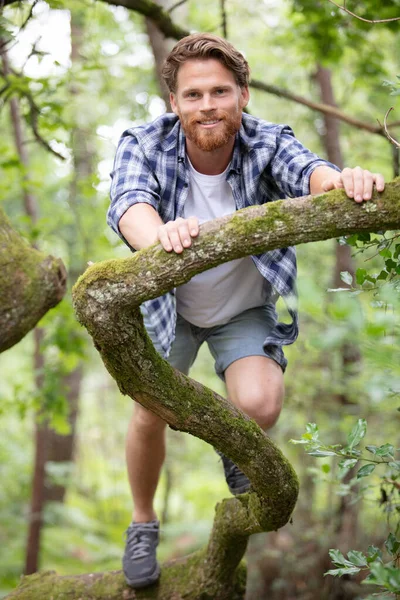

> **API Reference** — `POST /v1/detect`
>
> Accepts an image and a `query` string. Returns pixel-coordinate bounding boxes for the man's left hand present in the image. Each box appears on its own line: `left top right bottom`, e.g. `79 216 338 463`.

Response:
321 167 385 202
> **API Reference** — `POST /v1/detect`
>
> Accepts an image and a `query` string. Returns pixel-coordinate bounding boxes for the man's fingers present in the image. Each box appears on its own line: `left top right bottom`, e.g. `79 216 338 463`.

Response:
187 216 199 237
178 222 192 248
373 173 385 192
362 170 374 200
157 225 173 252
158 217 200 253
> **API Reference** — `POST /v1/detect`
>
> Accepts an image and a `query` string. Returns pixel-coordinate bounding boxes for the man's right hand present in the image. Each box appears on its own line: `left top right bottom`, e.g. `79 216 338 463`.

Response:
157 216 199 254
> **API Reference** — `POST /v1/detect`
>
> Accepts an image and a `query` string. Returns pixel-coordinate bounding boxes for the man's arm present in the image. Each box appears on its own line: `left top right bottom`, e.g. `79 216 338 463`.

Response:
119 204 199 254
310 165 385 201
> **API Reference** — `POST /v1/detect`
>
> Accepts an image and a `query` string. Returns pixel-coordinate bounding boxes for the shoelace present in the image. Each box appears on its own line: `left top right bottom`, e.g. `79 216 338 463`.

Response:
125 523 158 560
127 531 152 559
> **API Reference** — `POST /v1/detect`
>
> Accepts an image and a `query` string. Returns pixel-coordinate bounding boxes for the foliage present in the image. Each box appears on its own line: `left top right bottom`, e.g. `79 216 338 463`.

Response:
291 420 400 598
1 0 400 598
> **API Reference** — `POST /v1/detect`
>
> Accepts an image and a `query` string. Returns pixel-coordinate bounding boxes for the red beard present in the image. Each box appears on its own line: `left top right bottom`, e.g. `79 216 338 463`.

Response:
179 109 242 152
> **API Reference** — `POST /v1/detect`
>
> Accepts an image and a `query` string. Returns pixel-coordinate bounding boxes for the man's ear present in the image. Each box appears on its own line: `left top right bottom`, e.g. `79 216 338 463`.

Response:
170 93 178 114
240 86 250 109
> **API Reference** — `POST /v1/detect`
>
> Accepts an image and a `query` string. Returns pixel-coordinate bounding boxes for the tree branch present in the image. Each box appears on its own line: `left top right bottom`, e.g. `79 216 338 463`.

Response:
327 0 400 24
4 0 399 137
0 206 66 353
98 0 399 137
381 107 400 149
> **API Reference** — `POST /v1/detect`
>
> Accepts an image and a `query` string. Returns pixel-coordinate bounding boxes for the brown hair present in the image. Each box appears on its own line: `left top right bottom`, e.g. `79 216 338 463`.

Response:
162 33 250 93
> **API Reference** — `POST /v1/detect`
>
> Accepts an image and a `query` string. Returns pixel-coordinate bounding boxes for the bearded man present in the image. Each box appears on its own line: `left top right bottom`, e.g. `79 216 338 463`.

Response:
108 33 385 589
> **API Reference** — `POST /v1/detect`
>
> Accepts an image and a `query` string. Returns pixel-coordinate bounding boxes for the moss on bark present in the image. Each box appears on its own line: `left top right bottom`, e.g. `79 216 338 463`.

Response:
10 182 400 599
0 207 66 352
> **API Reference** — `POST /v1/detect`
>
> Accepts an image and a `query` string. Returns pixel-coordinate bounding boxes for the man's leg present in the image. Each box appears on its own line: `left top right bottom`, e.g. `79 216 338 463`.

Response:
123 313 199 588
206 304 286 494
126 404 167 523
224 355 284 431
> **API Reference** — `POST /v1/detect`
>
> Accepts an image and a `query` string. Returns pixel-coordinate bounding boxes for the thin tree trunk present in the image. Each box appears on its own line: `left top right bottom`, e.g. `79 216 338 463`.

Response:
0 39 50 576
145 14 171 110
315 65 360 591
42 9 90 505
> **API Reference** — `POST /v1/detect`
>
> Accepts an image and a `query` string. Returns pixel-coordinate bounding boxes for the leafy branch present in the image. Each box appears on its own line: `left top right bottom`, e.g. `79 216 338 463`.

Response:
291 420 400 598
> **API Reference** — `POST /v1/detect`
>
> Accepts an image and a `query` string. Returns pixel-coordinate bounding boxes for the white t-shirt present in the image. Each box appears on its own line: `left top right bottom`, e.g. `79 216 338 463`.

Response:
175 159 271 327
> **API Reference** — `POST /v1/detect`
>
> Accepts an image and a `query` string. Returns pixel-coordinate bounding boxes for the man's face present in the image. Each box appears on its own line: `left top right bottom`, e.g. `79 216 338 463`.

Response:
170 58 249 152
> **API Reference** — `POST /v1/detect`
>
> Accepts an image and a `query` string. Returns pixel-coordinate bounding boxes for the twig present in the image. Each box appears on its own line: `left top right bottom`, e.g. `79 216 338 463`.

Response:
18 0 40 34
380 108 400 149
25 93 67 160
327 0 400 24
166 0 187 13
383 478 400 491
220 0 228 38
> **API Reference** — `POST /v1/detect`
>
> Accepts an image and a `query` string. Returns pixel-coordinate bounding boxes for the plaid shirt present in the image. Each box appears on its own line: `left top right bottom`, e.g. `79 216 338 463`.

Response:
108 113 339 358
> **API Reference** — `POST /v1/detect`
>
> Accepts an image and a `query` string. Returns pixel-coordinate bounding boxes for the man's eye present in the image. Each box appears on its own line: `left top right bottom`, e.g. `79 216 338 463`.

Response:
216 89 226 95
187 92 199 98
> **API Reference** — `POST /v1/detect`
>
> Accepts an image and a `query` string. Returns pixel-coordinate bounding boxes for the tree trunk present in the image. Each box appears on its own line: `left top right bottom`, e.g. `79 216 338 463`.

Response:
43 7 91 505
315 66 360 567
145 0 172 111
8 182 400 598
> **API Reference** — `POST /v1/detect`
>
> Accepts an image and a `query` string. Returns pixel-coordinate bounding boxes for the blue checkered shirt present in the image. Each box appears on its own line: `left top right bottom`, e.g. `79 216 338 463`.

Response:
108 113 339 359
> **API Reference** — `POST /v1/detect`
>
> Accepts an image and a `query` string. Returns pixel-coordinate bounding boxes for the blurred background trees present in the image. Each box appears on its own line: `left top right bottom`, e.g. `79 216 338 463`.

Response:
0 0 399 598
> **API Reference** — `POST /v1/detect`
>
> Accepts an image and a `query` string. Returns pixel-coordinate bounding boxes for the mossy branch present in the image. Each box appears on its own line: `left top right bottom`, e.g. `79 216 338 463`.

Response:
10 181 400 599
0 207 66 353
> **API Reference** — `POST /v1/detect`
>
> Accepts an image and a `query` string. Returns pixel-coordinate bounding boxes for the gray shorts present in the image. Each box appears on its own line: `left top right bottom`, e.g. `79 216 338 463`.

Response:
143 304 287 380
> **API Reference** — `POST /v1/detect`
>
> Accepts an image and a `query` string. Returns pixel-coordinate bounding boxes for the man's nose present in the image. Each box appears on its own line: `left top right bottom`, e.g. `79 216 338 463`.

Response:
199 94 217 112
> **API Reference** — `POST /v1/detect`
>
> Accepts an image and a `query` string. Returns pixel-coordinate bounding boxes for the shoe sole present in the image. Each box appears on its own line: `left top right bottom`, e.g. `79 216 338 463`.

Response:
125 563 161 589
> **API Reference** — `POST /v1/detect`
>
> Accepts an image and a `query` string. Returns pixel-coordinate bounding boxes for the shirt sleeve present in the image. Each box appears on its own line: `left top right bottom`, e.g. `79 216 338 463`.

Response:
107 133 161 244
269 126 341 198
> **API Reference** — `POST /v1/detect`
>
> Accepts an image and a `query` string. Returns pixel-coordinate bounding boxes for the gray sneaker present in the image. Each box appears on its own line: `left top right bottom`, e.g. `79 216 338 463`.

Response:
123 520 161 588
217 451 251 495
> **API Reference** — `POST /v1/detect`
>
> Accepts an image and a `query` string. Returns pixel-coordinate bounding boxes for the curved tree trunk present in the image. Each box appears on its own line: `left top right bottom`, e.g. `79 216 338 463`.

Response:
7 183 400 599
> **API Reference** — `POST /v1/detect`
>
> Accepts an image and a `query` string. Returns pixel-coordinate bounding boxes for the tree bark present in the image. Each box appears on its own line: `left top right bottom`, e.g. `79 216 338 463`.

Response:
0 202 66 353
8 182 400 599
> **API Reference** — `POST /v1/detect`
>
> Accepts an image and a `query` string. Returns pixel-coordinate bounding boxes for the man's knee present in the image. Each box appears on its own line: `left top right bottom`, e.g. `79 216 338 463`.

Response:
132 404 167 434
235 388 283 430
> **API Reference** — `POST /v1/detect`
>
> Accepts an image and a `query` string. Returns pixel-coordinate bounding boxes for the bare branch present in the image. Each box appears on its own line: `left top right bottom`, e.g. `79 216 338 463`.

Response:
167 0 187 13
381 107 400 149
18 0 40 33
327 0 400 23
25 93 67 160
250 78 397 136
220 0 228 38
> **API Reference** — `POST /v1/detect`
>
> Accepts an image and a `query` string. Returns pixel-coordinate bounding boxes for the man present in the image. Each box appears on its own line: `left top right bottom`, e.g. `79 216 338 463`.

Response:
108 33 385 589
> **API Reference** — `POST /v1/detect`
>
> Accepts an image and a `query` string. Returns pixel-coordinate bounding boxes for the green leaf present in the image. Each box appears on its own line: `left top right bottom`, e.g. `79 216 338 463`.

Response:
375 444 394 458
385 533 400 557
306 423 319 435
376 270 388 281
338 458 358 469
308 450 337 457
325 567 361 577
322 464 331 473
367 545 382 563
347 419 367 450
340 271 353 286
356 268 367 285
388 461 400 472
385 258 397 271
366 445 378 454
356 464 376 479
379 248 392 259
347 550 367 567
329 549 353 567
